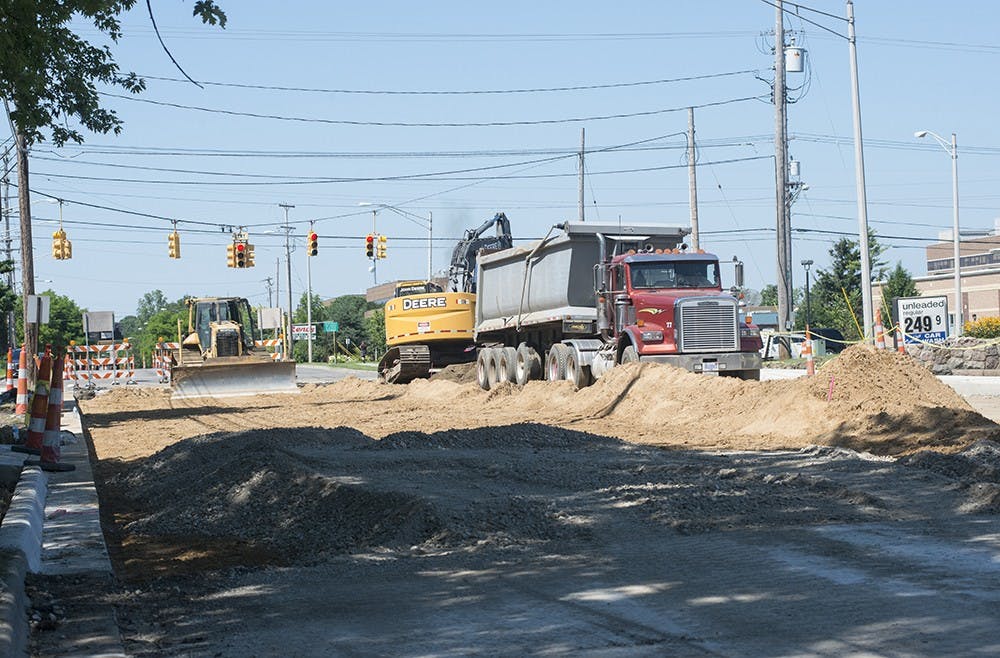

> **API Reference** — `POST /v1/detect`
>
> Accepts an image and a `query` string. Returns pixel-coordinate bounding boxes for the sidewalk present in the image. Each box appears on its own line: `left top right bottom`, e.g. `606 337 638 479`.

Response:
0 395 125 657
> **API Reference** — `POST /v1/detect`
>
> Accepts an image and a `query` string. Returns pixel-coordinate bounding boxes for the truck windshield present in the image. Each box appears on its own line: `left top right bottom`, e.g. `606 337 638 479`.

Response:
629 261 719 289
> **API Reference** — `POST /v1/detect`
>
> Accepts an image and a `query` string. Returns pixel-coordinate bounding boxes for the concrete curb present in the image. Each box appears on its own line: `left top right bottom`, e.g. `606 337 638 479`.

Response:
0 458 47 658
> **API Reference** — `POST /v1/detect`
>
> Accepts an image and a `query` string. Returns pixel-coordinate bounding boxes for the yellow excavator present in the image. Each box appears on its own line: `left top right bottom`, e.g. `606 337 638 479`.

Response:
378 213 513 383
171 296 298 399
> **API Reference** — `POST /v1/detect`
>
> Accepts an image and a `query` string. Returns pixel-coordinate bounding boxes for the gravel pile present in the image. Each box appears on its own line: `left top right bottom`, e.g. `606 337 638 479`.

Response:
900 439 1000 513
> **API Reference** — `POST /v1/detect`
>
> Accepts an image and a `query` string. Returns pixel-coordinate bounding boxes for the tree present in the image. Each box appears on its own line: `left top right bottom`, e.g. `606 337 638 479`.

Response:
760 284 778 307
2 2 224 382
15 290 85 349
810 232 888 341
879 262 919 313
292 293 329 362
365 309 387 356
0 260 17 347
136 290 172 324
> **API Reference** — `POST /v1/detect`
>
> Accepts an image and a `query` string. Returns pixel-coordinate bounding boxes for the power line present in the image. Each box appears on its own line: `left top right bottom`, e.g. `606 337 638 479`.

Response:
100 92 769 128
143 69 757 95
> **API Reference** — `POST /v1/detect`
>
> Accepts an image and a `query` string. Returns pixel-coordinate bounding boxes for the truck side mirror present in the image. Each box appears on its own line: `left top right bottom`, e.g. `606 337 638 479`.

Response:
734 260 744 288
593 264 606 293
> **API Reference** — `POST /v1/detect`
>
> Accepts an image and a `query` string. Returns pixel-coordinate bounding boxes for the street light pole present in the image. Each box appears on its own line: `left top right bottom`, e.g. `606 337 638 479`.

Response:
279 203 294 359
306 220 314 363
915 129 962 337
801 259 813 329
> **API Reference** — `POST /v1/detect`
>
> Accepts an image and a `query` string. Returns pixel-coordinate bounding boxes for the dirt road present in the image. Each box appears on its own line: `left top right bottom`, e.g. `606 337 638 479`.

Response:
66 346 1000 656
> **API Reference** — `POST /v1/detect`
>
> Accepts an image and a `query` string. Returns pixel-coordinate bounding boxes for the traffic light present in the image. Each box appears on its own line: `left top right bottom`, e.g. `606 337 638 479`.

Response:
51 229 72 260
235 241 247 268
365 233 374 259
307 231 318 256
376 234 387 259
226 242 237 268
168 231 181 259
246 243 255 268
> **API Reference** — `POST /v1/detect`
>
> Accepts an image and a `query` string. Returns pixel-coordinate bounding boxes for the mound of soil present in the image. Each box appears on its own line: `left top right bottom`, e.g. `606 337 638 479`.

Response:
429 362 477 384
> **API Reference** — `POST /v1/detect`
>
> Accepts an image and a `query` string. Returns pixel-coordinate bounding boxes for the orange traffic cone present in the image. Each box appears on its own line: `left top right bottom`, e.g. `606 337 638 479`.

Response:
26 353 74 472
804 328 815 377
13 346 51 455
14 346 28 415
896 325 906 355
874 309 886 350
5 347 12 392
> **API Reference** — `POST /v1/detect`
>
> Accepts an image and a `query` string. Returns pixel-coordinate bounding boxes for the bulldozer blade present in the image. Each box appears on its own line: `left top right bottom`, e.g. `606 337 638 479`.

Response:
171 359 299 400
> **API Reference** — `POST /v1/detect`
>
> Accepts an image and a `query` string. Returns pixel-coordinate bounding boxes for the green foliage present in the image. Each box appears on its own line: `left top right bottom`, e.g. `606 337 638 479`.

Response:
137 307 187 359
0 261 16 346
808 232 888 341
965 317 1000 339
365 308 386 355
0 1 225 144
880 262 919 309
760 284 778 307
14 290 85 349
136 289 172 324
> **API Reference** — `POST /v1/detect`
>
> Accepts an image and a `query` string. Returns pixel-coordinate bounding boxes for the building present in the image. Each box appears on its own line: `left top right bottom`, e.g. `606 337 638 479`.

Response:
873 220 1000 328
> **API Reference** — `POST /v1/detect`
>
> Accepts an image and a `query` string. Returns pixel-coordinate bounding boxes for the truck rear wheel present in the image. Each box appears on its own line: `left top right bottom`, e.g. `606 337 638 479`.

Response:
498 347 518 383
476 349 493 390
565 348 592 390
515 344 541 386
546 344 569 381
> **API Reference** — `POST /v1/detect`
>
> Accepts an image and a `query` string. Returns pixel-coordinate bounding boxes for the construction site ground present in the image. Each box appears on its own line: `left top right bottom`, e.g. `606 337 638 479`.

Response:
34 346 1000 656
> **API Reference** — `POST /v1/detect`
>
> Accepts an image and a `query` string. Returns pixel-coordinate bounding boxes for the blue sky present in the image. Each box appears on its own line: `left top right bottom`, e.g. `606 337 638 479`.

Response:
13 1 1000 318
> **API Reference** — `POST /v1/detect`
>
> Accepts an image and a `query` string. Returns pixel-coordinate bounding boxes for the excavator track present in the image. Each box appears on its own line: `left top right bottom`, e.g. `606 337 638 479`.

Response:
378 345 432 384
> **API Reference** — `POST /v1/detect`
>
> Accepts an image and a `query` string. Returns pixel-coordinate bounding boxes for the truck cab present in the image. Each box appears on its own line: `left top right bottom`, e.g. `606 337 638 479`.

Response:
599 250 762 378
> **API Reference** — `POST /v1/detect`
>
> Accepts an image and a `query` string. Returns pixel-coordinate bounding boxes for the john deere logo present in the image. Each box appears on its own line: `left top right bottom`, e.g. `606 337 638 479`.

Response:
638 308 666 315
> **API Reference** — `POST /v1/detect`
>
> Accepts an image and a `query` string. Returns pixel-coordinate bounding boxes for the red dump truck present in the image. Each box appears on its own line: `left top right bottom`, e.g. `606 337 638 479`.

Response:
473 222 762 389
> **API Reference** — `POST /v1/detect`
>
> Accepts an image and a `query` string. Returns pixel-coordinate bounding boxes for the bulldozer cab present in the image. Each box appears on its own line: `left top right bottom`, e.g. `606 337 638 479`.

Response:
187 297 259 357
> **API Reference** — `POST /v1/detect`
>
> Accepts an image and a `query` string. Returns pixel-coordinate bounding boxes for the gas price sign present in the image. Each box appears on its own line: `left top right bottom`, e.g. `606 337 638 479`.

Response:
895 295 949 344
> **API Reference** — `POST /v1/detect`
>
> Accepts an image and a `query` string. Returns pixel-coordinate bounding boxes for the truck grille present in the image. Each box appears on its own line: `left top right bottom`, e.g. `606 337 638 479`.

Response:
678 299 738 352
216 328 240 357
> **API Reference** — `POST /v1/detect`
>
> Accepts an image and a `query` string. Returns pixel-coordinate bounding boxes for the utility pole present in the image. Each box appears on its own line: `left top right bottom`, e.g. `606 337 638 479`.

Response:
279 203 294 360
847 0 874 339
687 107 699 250
427 211 433 281
2 150 13 349
264 277 273 308
370 208 378 285
16 131 35 384
578 128 586 223
305 220 314 364
773 0 791 336
274 258 281 343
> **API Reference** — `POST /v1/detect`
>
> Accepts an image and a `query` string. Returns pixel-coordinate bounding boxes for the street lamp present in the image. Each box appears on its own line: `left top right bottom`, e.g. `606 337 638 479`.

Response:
915 129 961 337
800 259 813 329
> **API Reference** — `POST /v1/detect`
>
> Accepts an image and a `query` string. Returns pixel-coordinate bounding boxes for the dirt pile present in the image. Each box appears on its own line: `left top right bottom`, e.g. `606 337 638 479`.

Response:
900 439 1000 513
429 362 477 384
107 427 443 565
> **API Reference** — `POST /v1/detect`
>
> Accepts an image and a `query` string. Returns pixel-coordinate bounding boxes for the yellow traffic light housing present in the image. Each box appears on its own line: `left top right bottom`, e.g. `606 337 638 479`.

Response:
168 231 181 259
365 233 375 259
246 243 255 268
307 231 318 256
51 229 71 260
235 241 247 268
226 242 237 268
376 234 387 259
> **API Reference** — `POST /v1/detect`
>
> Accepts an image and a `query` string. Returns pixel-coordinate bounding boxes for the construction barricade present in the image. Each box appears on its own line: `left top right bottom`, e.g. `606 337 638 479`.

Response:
153 342 180 383
255 338 284 361
64 342 137 386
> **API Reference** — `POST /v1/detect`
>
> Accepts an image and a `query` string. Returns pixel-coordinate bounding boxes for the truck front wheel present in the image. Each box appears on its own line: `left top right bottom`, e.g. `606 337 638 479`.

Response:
620 345 639 365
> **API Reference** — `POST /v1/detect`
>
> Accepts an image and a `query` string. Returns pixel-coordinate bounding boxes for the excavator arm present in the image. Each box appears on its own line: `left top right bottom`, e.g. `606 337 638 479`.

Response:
448 212 513 294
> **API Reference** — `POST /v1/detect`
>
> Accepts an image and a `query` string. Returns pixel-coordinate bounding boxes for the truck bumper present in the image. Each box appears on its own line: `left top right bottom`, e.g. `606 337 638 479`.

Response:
639 351 761 374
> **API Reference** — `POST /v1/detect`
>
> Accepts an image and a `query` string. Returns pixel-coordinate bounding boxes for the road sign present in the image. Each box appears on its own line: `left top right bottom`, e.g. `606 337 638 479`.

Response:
322 321 339 333
896 295 949 344
291 324 317 340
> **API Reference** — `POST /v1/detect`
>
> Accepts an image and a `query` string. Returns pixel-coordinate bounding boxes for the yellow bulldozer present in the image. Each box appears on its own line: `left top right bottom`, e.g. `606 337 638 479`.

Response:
171 296 298 399
378 213 512 383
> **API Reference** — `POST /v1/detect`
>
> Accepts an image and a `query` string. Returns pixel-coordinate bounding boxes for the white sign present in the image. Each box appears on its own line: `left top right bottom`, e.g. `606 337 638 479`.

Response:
291 323 317 340
258 307 283 330
896 295 949 344
25 295 50 324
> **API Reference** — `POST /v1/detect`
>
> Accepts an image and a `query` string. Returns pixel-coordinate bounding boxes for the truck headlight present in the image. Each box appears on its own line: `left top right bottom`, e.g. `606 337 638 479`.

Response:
641 330 664 343
740 327 761 338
